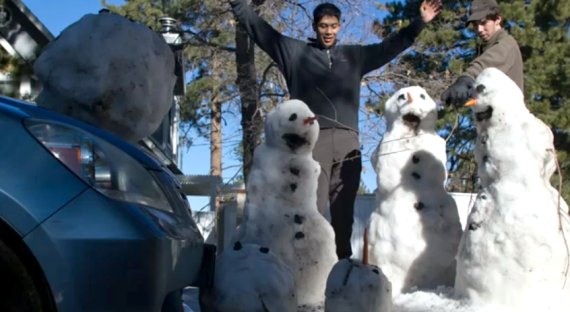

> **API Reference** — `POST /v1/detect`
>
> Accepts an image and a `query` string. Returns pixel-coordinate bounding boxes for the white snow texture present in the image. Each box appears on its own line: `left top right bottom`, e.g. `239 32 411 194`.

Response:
214 241 296 312
34 12 176 142
209 72 570 312
325 258 392 312
455 67 570 311
233 99 337 306
368 86 463 295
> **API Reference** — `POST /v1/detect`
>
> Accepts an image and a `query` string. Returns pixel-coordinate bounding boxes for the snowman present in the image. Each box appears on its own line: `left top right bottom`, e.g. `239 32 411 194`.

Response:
234 99 337 306
368 86 462 295
213 241 296 312
455 68 570 311
325 230 392 311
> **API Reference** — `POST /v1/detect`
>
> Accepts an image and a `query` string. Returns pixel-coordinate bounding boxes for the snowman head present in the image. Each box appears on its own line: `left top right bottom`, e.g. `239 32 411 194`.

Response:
265 99 320 154
464 67 527 121
384 86 437 132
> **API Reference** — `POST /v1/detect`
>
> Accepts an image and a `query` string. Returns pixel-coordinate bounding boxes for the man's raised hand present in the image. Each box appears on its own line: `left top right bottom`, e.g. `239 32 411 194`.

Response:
420 0 442 23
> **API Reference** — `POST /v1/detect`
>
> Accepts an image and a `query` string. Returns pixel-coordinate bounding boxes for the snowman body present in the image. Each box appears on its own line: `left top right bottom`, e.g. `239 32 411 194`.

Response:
368 86 462 294
235 99 337 306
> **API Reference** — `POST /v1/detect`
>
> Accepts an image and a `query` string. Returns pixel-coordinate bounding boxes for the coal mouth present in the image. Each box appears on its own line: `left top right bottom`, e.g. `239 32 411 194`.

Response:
402 113 421 127
475 106 493 122
282 133 308 151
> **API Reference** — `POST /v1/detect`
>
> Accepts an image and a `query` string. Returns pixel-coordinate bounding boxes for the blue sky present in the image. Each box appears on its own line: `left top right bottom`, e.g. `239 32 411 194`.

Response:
21 0 381 211
22 0 124 36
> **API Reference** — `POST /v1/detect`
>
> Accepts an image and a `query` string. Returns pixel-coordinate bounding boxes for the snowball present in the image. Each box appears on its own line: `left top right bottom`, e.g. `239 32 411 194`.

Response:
325 258 392 312
34 13 176 142
213 241 296 312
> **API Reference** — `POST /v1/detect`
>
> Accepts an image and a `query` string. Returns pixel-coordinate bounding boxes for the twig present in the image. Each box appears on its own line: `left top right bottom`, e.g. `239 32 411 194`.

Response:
552 147 570 288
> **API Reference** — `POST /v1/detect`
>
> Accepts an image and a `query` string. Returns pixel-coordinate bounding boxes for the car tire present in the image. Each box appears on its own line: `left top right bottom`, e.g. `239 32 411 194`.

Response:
0 239 53 312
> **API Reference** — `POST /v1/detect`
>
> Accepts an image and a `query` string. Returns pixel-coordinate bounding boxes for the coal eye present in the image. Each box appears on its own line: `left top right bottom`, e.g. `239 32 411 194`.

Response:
476 84 486 93
233 241 242 251
397 94 406 101
420 93 426 100
289 113 297 121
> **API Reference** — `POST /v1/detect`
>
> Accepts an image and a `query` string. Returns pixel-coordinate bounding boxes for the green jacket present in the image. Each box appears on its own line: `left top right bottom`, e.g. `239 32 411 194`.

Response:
462 29 524 92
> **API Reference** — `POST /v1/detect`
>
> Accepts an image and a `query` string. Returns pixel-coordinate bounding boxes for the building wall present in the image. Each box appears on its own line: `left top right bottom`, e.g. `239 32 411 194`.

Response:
196 192 477 257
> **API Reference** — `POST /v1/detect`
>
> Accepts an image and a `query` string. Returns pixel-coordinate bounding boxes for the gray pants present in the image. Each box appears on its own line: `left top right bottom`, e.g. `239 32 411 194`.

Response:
313 128 361 259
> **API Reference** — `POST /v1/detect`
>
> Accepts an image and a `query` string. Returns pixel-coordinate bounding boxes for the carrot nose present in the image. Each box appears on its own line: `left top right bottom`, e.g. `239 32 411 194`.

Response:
303 116 318 125
406 92 413 104
464 98 477 107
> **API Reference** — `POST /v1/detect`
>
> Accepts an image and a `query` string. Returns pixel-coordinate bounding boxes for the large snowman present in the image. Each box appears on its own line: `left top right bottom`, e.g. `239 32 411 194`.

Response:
455 68 570 311
233 99 337 306
368 86 462 295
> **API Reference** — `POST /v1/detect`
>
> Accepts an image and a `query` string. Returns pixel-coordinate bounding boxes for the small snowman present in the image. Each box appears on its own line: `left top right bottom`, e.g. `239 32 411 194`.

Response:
213 241 296 312
234 99 337 306
455 68 570 311
325 229 392 312
368 86 462 295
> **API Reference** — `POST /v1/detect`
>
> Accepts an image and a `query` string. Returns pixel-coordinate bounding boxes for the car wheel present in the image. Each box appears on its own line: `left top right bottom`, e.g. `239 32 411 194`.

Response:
0 239 53 312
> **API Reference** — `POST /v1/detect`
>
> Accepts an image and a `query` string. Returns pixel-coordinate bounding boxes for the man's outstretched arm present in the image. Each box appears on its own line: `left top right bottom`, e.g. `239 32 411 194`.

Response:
229 0 299 69
360 0 442 74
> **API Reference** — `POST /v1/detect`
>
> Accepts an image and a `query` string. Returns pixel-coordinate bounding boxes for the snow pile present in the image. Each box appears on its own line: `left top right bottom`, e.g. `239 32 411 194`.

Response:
393 289 482 312
34 12 176 142
368 86 462 295
229 100 337 307
325 258 392 312
455 67 570 311
213 241 296 312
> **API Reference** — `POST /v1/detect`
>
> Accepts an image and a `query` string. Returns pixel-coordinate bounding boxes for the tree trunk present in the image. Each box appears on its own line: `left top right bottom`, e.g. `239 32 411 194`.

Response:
210 97 222 192
210 56 225 250
235 23 262 183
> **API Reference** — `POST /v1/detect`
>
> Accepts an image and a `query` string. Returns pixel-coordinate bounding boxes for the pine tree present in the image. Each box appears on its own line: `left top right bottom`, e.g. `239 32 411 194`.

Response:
374 0 570 198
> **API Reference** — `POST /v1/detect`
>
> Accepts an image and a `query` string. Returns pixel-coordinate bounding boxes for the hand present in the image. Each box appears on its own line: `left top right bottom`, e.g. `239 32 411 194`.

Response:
420 0 442 23
441 76 476 107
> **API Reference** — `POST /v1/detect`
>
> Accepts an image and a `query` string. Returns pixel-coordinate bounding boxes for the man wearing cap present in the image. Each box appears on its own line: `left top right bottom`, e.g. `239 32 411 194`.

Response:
442 0 523 106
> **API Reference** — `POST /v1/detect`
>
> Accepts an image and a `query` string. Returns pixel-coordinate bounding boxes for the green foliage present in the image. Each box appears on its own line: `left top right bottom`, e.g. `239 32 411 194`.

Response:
378 0 570 199
104 0 569 198
102 0 165 29
105 0 288 183
104 0 237 124
358 180 372 195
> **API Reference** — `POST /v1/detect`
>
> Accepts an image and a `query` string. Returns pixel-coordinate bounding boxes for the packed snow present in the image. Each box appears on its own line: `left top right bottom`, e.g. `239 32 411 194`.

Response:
34 12 175 142
325 258 392 312
208 72 570 312
455 68 570 311
213 241 296 312
29 6 570 311
213 99 337 309
368 86 462 295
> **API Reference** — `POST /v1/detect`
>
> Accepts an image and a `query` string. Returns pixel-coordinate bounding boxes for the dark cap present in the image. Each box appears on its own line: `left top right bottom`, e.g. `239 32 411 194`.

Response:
467 0 499 22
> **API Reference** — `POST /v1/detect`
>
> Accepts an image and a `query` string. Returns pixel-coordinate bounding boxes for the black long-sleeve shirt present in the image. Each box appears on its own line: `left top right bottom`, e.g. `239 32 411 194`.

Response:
230 0 425 131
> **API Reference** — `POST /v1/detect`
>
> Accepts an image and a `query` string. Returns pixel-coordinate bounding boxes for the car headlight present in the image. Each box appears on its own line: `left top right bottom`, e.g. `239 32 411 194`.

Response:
25 119 173 213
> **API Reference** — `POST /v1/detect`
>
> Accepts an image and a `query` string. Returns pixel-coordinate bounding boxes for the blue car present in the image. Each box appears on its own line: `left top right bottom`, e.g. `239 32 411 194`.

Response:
0 96 214 311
